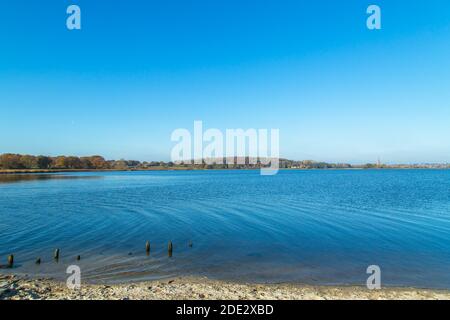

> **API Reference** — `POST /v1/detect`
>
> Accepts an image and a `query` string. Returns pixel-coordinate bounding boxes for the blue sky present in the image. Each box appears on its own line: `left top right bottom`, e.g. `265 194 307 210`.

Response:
1 0 449 163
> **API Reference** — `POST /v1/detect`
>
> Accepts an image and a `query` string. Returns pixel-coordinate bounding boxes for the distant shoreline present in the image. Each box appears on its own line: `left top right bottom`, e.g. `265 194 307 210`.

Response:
1 167 449 175
2 154 449 173
0 167 196 175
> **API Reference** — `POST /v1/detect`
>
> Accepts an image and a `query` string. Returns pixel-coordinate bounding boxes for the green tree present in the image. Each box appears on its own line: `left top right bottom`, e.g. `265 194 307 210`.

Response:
37 156 52 169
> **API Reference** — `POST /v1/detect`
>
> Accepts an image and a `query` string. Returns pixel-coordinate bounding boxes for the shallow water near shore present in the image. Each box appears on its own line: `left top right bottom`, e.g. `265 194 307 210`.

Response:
1 169 450 288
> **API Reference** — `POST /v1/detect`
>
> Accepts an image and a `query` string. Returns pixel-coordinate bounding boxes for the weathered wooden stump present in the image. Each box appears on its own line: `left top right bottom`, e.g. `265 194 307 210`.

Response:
146 241 150 255
168 241 173 257
54 249 60 261
76 255 81 261
35 258 41 264
7 255 14 268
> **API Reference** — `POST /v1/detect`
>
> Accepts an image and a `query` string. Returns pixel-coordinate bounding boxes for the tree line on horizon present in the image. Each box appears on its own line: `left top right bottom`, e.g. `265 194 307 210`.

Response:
0 154 143 170
2 153 447 170
0 153 354 170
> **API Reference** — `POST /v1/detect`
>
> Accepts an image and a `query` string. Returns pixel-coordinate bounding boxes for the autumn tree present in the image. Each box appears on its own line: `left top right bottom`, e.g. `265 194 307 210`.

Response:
19 155 38 169
54 156 68 169
88 156 109 169
0 154 23 169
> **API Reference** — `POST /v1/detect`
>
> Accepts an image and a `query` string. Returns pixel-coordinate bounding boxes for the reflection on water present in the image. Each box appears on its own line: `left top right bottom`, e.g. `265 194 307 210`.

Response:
1 170 450 288
0 174 102 184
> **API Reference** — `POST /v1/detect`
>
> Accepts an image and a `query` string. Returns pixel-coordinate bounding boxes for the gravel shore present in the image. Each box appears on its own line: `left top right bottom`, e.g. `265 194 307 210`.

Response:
1 274 449 300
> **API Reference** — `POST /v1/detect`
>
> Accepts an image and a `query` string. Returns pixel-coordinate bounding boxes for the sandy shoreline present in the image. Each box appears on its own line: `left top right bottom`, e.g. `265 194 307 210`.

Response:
1 274 449 300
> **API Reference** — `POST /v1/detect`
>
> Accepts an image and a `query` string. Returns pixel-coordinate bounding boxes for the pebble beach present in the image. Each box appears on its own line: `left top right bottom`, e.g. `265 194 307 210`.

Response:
1 274 449 300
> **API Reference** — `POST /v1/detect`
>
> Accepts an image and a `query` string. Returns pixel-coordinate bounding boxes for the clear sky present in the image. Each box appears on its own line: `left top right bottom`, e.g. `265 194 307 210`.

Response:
1 0 449 164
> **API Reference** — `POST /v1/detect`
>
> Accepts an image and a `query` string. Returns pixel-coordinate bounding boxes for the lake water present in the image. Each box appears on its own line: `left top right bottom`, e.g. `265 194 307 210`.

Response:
1 169 450 289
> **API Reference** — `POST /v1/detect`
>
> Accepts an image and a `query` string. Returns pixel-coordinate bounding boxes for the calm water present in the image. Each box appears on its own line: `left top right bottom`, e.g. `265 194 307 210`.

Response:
1 170 450 288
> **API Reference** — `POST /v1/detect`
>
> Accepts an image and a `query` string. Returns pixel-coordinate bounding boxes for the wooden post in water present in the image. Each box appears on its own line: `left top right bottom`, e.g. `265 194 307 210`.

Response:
54 249 60 261
146 241 150 255
76 255 81 261
189 240 193 248
35 258 41 265
7 255 14 268
168 241 173 257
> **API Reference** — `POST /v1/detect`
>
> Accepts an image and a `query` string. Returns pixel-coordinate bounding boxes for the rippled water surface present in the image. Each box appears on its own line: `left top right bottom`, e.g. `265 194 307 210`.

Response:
1 170 450 288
